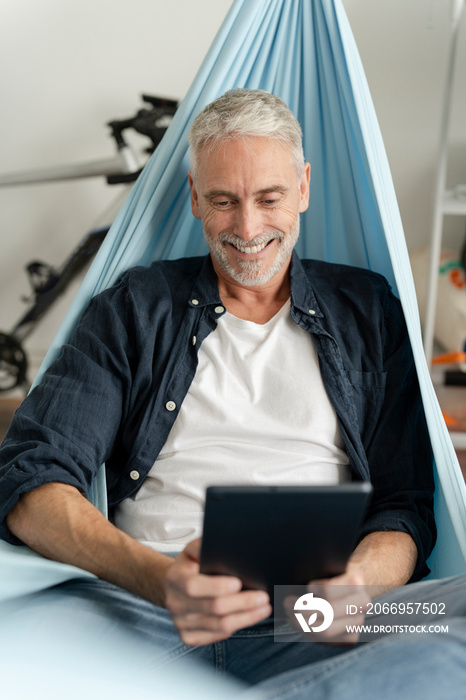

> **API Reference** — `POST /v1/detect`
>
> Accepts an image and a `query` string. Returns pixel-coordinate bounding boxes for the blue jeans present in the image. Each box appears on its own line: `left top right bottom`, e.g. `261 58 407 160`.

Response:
2 575 466 699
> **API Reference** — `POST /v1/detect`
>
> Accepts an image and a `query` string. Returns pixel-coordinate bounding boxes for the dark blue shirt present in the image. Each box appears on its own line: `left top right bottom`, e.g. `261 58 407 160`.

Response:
0 253 435 579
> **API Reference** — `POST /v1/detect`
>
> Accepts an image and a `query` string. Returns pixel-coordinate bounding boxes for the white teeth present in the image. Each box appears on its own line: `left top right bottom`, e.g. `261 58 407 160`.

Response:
233 241 268 254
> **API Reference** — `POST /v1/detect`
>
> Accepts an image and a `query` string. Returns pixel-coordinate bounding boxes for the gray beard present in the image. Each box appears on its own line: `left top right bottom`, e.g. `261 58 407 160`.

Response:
204 220 300 287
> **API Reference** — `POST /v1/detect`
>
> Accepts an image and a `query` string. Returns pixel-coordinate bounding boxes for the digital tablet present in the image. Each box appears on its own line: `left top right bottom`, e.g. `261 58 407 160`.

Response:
200 484 372 595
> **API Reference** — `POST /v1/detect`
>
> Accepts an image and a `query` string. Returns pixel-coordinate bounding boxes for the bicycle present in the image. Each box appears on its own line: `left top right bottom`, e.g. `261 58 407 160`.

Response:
0 94 178 393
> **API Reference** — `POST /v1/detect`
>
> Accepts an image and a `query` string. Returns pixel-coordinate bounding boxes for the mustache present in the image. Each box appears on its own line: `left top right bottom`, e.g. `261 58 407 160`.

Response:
217 230 284 247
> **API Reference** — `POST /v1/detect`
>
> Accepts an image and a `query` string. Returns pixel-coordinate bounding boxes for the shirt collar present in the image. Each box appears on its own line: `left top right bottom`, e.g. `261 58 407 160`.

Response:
188 251 323 318
188 255 223 308
289 251 324 318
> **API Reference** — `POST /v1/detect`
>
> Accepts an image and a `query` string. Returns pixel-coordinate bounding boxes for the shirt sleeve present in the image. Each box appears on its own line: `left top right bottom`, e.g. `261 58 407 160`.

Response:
0 276 136 544
359 286 436 581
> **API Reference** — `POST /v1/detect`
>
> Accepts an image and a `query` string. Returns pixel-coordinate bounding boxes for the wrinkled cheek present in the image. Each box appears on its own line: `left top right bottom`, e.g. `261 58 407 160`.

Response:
200 206 232 234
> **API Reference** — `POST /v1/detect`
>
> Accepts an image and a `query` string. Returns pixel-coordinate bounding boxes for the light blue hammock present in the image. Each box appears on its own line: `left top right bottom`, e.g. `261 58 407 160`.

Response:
2 0 466 606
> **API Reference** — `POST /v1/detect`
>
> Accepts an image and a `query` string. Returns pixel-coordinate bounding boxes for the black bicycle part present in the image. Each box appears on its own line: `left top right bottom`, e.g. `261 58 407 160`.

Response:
0 332 28 391
11 226 109 343
141 95 179 110
1 95 178 392
24 261 59 297
0 225 109 393
106 93 179 176
106 170 143 185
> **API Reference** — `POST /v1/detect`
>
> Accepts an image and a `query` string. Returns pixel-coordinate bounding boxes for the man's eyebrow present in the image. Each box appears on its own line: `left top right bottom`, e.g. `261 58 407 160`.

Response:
255 185 289 196
204 185 289 199
204 189 236 200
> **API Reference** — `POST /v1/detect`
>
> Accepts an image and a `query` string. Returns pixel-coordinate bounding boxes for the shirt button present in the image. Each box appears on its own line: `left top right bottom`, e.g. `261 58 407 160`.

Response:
191 299 199 306
165 400 176 411
308 309 316 315
214 306 225 314
192 336 197 346
130 470 140 481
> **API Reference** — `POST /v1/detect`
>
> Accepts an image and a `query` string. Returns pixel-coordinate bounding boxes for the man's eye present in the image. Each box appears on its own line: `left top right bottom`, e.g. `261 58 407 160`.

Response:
262 199 278 206
213 200 231 208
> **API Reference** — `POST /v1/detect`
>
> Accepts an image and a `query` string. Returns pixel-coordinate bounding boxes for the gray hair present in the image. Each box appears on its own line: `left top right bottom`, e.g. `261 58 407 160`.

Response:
189 88 305 178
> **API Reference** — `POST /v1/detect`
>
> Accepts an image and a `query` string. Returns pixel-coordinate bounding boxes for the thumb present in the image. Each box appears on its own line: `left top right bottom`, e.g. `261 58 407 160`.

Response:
184 537 202 563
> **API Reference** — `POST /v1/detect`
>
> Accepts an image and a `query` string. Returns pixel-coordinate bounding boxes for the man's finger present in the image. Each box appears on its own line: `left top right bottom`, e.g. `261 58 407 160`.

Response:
183 537 202 562
174 572 244 599
185 588 270 615
174 603 273 646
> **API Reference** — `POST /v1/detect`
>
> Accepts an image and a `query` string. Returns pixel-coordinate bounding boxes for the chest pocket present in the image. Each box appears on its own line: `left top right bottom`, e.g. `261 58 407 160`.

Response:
344 370 387 447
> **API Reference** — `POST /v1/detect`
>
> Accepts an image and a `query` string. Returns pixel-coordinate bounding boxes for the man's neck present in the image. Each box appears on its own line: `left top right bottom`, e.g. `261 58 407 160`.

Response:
215 263 291 325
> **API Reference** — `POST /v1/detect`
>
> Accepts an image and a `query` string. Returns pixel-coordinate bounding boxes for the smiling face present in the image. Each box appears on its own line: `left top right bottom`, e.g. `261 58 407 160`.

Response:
188 137 310 290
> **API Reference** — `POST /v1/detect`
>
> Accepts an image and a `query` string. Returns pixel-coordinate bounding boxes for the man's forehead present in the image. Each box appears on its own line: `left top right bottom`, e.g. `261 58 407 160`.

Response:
200 134 288 154
195 137 297 184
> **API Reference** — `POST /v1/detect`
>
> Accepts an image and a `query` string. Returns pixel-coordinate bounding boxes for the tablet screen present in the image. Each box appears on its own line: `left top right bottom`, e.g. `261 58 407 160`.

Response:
200 484 372 595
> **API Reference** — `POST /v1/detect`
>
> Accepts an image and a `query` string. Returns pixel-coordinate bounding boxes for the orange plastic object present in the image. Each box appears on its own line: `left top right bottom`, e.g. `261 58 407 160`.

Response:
442 411 460 428
432 351 466 365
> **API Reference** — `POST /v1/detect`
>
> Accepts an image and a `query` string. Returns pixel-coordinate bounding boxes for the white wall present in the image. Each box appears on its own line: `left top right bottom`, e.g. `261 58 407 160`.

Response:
0 0 465 383
345 0 466 252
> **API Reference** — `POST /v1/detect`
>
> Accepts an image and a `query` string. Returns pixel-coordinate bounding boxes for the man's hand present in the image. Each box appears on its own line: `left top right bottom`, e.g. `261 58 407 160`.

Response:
284 564 370 644
165 539 272 646
285 531 418 645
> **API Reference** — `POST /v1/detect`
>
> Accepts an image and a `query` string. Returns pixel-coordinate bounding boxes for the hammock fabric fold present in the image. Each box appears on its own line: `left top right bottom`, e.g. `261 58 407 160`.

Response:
2 0 465 607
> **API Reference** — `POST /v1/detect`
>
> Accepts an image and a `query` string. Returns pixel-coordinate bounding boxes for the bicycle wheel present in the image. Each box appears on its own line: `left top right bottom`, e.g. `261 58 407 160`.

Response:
0 332 28 392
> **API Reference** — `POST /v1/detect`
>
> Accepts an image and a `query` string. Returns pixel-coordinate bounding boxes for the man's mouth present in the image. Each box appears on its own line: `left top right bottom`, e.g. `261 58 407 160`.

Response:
229 240 271 255
219 233 281 256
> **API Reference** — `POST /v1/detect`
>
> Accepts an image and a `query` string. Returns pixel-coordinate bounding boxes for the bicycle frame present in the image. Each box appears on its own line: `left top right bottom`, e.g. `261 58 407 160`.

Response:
0 148 139 187
0 94 178 392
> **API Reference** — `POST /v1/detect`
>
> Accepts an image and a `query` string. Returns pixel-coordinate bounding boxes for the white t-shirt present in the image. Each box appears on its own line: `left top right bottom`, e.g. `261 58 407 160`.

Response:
114 300 350 551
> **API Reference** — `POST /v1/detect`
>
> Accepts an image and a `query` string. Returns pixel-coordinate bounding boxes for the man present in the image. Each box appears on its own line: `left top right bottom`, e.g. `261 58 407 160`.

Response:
0 89 437 684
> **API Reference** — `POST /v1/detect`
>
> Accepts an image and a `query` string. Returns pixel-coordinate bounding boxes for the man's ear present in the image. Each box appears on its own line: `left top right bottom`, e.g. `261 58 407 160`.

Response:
298 162 311 213
188 171 202 220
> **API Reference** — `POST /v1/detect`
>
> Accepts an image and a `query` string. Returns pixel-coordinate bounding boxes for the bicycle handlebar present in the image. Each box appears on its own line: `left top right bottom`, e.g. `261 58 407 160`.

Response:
141 94 178 110
0 94 178 187
108 94 178 151
104 94 179 183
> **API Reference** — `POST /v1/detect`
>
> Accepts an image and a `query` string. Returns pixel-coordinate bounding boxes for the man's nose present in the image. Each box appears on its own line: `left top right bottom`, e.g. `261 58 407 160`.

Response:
234 203 263 241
